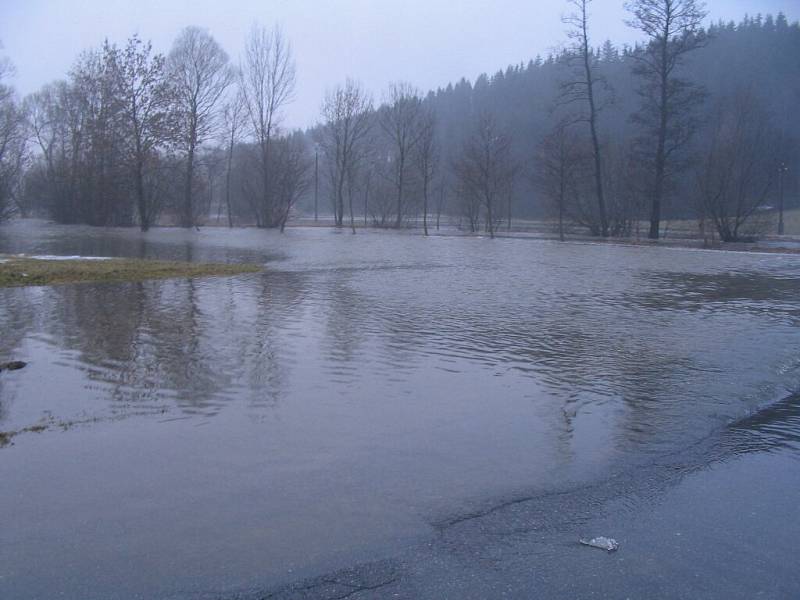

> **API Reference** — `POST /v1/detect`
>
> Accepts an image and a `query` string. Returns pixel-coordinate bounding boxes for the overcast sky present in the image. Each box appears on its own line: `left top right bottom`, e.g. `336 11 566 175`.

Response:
0 0 794 128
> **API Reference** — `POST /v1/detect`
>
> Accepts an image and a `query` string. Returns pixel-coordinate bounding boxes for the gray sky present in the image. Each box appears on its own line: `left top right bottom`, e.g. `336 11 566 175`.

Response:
0 0 794 128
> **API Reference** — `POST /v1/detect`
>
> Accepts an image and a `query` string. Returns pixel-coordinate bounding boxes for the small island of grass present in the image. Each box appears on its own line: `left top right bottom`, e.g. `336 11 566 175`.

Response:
0 255 262 287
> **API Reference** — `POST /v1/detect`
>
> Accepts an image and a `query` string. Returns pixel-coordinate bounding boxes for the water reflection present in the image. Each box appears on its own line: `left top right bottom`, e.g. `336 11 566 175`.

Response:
1 222 799 457
633 270 800 322
725 394 800 457
2 222 800 599
0 270 310 426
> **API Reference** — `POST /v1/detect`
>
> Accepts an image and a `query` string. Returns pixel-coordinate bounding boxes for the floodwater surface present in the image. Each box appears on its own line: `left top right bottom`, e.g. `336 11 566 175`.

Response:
1 221 799 599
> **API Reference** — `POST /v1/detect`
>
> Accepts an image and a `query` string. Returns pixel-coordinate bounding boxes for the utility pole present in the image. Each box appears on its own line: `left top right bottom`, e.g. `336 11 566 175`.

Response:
778 162 788 235
314 145 319 222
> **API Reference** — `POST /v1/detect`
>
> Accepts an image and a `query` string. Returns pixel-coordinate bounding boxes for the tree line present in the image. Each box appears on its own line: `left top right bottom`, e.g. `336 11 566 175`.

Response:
0 1 798 242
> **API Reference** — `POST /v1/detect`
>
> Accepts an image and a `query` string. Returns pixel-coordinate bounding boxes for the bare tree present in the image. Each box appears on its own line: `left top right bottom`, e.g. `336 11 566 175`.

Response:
380 83 424 228
273 133 312 232
453 114 516 238
113 35 176 231
71 45 132 226
197 147 225 223
168 26 234 228
220 90 245 227
0 54 26 222
456 178 482 233
320 79 373 230
434 175 447 231
536 121 583 241
696 89 775 242
240 24 296 228
24 86 60 215
626 0 707 239
560 0 610 237
414 108 438 236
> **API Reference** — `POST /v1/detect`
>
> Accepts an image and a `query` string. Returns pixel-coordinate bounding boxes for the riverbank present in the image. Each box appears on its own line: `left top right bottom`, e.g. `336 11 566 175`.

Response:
0 255 262 287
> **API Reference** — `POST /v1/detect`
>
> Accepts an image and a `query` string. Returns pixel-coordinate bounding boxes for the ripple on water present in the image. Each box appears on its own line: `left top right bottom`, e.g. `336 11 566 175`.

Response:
1 222 800 598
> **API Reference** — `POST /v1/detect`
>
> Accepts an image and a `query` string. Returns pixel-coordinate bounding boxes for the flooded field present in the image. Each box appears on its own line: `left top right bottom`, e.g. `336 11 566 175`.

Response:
1 221 799 599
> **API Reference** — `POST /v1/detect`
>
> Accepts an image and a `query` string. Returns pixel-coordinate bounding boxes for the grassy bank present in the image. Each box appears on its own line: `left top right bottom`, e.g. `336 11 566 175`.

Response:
0 256 262 287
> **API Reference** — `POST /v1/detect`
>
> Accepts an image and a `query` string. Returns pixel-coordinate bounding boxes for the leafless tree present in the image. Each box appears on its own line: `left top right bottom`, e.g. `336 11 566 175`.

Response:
23 87 60 213
414 108 438 236
320 79 373 230
434 176 447 231
70 45 131 225
113 35 176 231
24 80 84 223
380 83 424 228
240 24 296 228
220 89 245 227
453 114 516 238
626 0 707 239
367 169 396 228
560 0 610 237
456 178 482 233
168 26 234 228
696 89 775 242
0 56 26 221
273 133 312 232
196 147 225 224
535 121 583 241
604 139 647 237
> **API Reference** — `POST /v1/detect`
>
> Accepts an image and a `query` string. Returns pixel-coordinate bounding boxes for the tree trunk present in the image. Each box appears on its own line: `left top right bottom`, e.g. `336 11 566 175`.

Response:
135 158 148 232
486 194 494 239
336 171 346 227
581 11 608 238
363 178 369 227
225 141 234 228
648 37 670 240
395 154 405 228
348 187 356 234
423 179 429 236
183 142 195 228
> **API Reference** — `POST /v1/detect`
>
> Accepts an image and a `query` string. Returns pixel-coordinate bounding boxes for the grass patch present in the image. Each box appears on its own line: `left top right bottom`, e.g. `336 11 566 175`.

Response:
0 256 262 287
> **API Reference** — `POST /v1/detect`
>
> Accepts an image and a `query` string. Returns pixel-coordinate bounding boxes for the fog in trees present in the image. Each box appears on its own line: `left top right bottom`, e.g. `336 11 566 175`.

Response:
380 83 426 229
3 9 798 240
415 108 438 236
454 114 517 238
696 89 778 242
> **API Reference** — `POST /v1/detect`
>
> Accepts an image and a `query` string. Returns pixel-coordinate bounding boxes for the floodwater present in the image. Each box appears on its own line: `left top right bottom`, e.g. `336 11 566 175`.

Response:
1 220 799 599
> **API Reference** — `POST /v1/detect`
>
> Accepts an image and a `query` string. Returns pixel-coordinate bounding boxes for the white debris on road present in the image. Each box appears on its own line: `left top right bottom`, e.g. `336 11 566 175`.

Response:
579 536 619 552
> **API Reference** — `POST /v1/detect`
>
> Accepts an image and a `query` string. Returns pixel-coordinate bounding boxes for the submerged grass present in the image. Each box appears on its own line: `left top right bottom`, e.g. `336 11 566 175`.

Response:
0 256 262 287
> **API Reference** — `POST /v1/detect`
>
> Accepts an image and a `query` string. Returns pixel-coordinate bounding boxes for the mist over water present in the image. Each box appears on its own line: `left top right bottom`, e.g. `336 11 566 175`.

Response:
1 221 799 598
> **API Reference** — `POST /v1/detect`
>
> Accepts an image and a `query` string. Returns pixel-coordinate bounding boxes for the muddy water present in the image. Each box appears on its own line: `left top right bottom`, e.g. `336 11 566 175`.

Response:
1 221 799 599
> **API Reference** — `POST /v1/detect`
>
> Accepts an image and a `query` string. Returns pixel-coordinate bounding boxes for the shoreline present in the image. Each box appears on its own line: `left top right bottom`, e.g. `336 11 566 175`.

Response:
6 217 799 257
